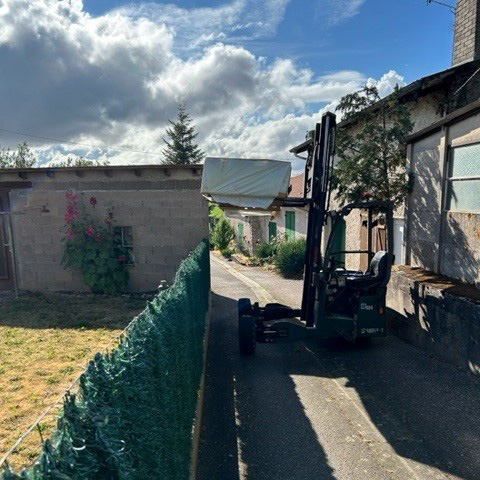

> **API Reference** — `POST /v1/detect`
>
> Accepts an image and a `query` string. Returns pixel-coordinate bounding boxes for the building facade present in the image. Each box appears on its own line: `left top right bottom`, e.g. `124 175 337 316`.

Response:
225 173 308 255
0 164 208 293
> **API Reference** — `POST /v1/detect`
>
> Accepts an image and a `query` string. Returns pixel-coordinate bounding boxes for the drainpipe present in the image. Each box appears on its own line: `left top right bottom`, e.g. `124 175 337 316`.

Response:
405 143 414 265
436 125 450 275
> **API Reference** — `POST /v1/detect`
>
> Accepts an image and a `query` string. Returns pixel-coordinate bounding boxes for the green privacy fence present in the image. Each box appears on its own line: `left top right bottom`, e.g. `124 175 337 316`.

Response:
1 240 210 480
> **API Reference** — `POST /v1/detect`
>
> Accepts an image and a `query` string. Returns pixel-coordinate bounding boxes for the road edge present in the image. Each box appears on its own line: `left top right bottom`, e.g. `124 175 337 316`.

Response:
189 292 212 480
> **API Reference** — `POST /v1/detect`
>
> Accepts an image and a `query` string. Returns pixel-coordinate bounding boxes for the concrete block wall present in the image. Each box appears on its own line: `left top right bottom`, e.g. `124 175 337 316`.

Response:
387 269 480 375
4 166 208 293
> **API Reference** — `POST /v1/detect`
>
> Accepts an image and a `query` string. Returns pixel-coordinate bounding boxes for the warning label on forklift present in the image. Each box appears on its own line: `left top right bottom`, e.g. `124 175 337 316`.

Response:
360 303 374 311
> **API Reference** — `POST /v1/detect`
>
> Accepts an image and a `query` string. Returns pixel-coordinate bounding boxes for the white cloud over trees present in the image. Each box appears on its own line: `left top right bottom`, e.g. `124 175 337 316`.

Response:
0 0 402 165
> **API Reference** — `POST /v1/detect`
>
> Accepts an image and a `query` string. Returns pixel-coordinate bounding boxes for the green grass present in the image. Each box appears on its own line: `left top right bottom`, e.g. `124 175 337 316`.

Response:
0 292 147 469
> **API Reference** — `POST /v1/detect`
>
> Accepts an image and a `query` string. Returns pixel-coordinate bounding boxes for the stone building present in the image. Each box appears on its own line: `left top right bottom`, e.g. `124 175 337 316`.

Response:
0 164 208 292
225 173 308 255
335 0 480 285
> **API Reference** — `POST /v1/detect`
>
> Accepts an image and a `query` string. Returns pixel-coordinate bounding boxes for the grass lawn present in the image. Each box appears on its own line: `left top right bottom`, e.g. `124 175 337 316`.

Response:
0 292 147 469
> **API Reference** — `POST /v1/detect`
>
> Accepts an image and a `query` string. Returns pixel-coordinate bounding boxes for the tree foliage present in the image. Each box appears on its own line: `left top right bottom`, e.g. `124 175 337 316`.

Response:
211 218 234 251
333 85 413 208
163 103 205 164
0 141 37 168
51 156 110 167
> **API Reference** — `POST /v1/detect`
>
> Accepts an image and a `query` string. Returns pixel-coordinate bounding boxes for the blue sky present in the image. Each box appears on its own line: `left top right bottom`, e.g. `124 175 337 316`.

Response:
83 0 455 82
0 0 457 165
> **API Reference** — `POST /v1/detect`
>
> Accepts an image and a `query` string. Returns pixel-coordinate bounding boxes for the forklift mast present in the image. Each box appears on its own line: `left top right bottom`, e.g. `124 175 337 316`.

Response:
301 112 336 327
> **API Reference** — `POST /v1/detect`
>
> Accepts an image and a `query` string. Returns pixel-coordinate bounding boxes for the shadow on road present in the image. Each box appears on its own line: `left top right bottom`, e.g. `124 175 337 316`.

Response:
198 293 336 480
198 292 480 480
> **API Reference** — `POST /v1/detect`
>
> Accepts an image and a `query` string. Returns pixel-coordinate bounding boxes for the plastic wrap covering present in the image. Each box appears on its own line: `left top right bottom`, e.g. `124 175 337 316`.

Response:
201 157 291 209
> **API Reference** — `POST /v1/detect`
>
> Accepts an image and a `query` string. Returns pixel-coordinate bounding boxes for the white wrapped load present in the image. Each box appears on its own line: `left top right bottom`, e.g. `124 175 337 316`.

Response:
201 157 292 210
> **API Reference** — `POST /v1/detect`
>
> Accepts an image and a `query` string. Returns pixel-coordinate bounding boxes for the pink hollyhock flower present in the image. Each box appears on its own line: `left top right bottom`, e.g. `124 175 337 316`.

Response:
118 255 126 263
86 226 95 236
66 192 78 204
67 230 75 240
95 235 103 243
90 196 97 207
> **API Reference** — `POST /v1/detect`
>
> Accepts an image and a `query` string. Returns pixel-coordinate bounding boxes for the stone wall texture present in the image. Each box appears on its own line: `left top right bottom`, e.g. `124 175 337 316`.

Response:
2 166 209 293
387 269 480 374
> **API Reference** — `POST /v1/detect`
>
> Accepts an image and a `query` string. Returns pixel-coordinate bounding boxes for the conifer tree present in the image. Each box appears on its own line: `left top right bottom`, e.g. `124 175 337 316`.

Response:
162 103 205 164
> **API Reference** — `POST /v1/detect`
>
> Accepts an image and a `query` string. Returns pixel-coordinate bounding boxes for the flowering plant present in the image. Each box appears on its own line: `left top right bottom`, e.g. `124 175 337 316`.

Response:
61 192 129 294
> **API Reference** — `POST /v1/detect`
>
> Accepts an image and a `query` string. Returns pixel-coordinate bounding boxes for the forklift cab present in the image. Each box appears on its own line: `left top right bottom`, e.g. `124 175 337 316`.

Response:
315 199 394 340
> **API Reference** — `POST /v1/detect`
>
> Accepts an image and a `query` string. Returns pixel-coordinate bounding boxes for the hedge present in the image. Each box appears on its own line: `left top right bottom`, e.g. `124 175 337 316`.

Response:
1 240 210 480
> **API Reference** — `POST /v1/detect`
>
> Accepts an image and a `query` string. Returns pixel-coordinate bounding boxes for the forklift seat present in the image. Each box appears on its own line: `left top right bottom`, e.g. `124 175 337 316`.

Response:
345 251 389 291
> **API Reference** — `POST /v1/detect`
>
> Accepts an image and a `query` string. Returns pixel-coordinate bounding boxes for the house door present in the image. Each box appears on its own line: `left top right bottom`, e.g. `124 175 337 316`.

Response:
285 211 295 240
0 191 13 290
268 221 277 241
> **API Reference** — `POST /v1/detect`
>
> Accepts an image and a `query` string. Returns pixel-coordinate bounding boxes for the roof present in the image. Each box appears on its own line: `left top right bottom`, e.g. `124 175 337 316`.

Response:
289 138 312 155
0 163 203 175
288 173 304 197
338 58 480 129
288 58 480 155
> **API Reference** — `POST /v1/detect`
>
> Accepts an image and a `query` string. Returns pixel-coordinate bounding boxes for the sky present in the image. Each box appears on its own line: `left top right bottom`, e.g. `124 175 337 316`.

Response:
0 0 456 168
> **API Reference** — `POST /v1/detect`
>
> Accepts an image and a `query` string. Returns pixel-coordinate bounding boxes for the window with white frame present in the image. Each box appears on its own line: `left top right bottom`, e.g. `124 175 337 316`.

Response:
113 226 135 264
446 143 480 212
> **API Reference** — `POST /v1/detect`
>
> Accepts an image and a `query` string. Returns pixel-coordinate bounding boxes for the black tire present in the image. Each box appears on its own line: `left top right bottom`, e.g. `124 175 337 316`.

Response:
238 298 252 317
239 315 256 355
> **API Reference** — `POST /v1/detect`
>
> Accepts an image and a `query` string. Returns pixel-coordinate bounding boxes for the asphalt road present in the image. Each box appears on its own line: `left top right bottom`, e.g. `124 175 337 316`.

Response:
197 254 480 480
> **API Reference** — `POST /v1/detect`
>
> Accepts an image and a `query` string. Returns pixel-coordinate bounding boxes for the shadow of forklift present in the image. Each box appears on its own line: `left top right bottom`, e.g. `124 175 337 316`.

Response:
238 112 394 354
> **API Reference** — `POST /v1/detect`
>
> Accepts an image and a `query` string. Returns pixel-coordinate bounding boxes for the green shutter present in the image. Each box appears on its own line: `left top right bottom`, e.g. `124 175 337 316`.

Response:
268 221 277 241
285 211 295 240
238 222 244 239
331 217 346 263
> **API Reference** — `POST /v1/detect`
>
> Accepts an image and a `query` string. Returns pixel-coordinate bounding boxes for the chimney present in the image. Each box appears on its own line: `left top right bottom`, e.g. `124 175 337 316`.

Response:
452 0 480 65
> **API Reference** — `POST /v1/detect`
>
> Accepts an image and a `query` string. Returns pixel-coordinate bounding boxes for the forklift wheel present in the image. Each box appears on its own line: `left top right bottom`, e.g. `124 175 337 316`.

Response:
238 298 253 317
239 315 256 355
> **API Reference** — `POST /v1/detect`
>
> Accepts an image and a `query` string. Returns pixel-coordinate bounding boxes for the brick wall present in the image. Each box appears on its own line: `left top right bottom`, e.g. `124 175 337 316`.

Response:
453 0 480 66
2 166 208 293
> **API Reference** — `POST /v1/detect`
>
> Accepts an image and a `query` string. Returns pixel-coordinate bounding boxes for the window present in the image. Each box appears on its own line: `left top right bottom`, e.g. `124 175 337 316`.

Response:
446 143 480 212
113 226 134 264
268 221 277 241
285 211 295 240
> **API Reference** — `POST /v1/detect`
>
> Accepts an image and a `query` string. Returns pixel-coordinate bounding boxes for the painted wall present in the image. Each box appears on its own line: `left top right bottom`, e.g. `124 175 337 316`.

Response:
406 111 480 286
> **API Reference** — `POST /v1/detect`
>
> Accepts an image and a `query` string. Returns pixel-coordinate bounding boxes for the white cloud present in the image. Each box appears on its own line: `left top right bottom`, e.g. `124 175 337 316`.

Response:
317 0 366 25
118 0 291 50
0 0 402 167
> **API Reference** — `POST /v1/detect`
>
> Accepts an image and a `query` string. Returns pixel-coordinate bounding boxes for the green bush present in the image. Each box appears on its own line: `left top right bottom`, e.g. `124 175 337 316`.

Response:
255 241 278 262
1 241 210 480
211 218 234 250
274 238 306 279
61 192 129 294
220 247 234 258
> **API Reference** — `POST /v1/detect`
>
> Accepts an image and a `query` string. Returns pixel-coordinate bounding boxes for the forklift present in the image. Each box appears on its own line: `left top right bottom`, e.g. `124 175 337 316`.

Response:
238 112 394 354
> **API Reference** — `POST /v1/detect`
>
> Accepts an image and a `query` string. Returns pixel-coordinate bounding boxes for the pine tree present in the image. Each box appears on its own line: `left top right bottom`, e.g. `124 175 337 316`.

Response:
162 103 205 164
333 85 413 208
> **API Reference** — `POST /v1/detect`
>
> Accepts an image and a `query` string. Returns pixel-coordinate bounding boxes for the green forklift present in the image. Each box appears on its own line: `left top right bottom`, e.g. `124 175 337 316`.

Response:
238 112 394 354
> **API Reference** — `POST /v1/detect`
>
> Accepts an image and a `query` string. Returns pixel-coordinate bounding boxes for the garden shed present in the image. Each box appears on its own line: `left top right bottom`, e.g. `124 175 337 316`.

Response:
0 164 208 293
